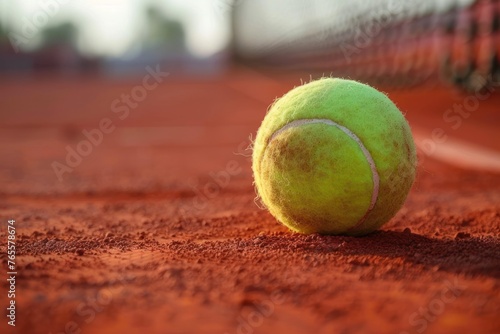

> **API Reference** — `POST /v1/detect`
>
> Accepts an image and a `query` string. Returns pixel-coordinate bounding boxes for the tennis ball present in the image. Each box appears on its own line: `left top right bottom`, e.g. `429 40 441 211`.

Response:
252 78 417 236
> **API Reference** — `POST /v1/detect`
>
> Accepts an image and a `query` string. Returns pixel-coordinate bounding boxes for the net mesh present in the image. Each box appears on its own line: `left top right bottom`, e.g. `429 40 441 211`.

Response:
232 0 500 89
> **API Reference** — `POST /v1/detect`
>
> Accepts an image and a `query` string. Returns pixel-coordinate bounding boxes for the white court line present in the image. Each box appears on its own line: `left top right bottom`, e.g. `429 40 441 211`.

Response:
413 129 500 173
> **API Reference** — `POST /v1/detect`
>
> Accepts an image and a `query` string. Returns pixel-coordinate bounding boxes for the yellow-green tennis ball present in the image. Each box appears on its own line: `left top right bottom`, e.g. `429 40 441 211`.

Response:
252 78 417 236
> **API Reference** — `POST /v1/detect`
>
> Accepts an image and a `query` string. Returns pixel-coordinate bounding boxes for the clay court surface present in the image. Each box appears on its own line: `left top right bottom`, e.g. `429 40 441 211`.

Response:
0 69 499 334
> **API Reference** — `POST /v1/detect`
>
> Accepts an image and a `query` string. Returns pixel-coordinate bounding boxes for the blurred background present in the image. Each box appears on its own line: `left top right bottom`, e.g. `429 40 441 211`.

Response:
1 2 500 333
0 0 230 75
232 0 500 91
0 0 499 194
0 0 499 90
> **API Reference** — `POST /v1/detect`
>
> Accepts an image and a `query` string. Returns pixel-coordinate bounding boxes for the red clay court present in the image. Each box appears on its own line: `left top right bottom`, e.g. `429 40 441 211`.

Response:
0 69 499 334
1 1 500 333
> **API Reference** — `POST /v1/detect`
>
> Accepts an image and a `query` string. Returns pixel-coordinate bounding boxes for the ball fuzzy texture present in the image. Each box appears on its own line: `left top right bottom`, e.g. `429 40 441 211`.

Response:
252 78 417 236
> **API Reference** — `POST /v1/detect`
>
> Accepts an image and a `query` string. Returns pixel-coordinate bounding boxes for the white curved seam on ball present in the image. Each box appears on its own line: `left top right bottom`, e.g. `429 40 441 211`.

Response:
268 119 380 231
